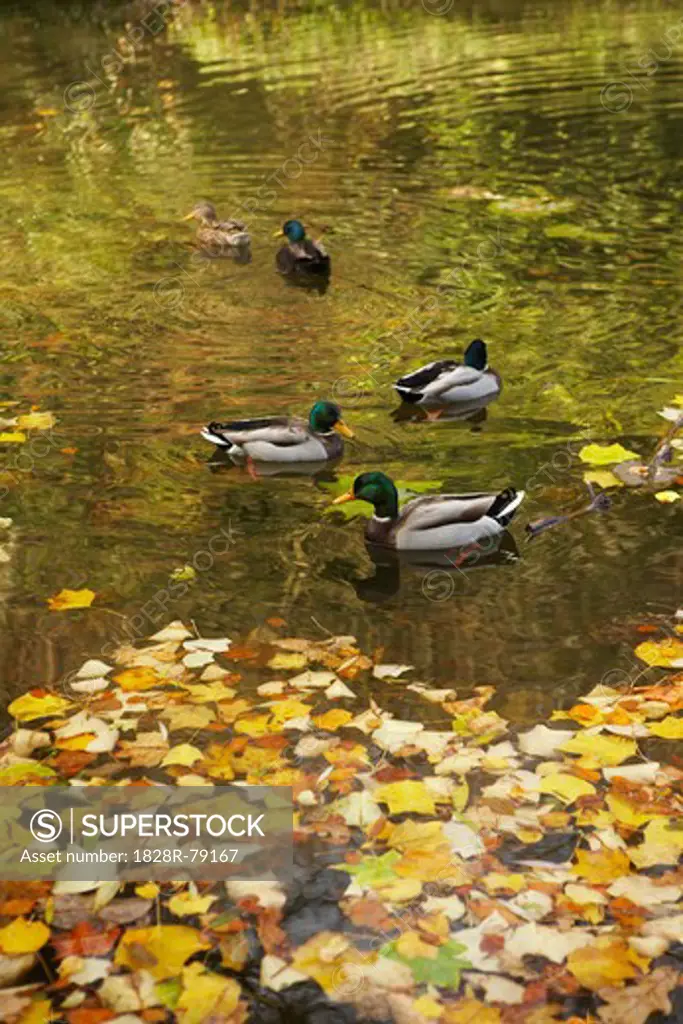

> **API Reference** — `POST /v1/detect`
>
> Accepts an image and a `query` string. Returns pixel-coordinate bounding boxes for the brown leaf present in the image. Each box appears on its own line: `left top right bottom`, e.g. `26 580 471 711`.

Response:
98 898 153 925
341 896 398 933
255 907 288 956
596 967 679 1024
52 921 121 959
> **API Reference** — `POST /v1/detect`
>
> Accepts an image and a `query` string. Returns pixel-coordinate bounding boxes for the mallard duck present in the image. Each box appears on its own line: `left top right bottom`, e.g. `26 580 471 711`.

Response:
183 202 250 253
201 401 353 463
274 220 330 278
332 472 524 550
394 339 500 408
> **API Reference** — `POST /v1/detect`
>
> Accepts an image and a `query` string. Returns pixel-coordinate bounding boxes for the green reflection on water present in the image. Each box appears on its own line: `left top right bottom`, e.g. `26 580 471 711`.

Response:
0 0 681 718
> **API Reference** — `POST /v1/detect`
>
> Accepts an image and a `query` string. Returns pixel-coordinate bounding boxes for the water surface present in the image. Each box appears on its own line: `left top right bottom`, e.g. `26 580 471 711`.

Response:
0 0 681 722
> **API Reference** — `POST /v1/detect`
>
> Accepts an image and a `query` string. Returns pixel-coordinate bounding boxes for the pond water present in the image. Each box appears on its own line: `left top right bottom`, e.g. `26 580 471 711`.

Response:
0 0 681 724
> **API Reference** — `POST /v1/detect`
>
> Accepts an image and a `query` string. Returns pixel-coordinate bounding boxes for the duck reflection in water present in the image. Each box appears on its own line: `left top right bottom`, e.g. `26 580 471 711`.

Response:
352 531 520 604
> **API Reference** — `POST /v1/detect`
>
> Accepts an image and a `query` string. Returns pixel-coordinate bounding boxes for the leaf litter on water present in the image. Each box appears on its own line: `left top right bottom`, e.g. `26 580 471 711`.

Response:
0 615 681 1023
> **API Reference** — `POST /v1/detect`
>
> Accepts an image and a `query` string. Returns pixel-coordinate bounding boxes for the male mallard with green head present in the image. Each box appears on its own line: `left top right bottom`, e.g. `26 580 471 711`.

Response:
274 219 330 278
332 471 523 550
183 201 250 254
201 401 353 463
394 339 501 408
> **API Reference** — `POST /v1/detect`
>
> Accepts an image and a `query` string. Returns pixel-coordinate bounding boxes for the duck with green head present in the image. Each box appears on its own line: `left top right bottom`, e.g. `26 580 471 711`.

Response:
394 339 501 410
183 201 251 254
274 219 330 278
201 401 353 463
333 471 523 549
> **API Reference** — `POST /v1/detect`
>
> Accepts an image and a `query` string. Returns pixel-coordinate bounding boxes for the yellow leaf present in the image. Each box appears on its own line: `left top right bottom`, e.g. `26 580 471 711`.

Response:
583 470 622 488
16 411 56 431
386 820 449 854
654 490 680 503
0 918 50 954
629 818 683 869
313 709 353 732
161 743 203 768
395 929 439 960
56 733 96 751
292 932 373 995
559 732 637 766
115 925 209 980
0 432 26 443
413 994 444 1019
8 691 72 722
176 962 241 1024
234 713 272 737
579 443 639 465
18 998 53 1024
167 891 217 917
444 1000 502 1024
202 744 235 781
538 773 596 804
374 877 423 902
648 715 683 739
269 699 313 726
571 847 630 884
606 793 664 829
452 779 469 812
47 588 96 611
634 638 683 668
268 652 307 671
375 780 436 816
482 873 527 894
567 938 639 990
113 666 161 691
135 883 159 899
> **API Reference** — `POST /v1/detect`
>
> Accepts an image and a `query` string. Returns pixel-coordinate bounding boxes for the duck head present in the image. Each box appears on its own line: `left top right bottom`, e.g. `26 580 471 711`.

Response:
333 471 399 518
309 401 354 438
463 339 488 371
184 201 218 225
277 219 306 243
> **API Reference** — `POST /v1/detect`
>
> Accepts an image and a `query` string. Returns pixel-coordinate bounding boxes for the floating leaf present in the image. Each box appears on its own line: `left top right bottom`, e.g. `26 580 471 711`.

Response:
559 732 637 766
654 490 680 503
647 715 683 739
382 936 471 989
567 938 640 990
167 892 216 917
538 772 596 803
176 962 241 1024
47 588 96 611
8 690 72 722
115 925 209 980
579 443 640 466
634 638 683 668
0 919 50 954
375 780 437 816
16 411 56 431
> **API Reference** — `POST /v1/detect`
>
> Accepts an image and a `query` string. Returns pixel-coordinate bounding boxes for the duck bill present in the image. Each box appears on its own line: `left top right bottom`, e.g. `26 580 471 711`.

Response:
332 490 355 505
272 228 283 238
333 420 354 439
182 212 195 221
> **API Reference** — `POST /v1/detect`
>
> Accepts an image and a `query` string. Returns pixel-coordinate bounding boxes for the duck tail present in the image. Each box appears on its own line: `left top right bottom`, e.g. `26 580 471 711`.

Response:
201 423 235 449
488 487 524 526
394 384 423 404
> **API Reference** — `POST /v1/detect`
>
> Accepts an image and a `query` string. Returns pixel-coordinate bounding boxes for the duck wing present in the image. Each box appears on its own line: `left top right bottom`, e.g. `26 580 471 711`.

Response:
202 416 309 449
395 361 482 402
399 492 503 531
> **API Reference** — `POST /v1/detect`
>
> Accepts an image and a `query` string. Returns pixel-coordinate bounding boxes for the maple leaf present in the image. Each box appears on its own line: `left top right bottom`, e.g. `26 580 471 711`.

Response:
381 936 471 989
596 966 679 1024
